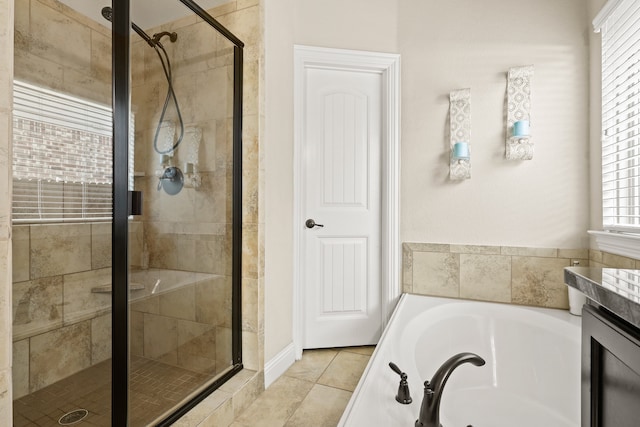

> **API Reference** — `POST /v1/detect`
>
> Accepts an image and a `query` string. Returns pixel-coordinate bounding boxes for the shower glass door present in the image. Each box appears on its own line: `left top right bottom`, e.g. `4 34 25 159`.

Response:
11 0 242 425
11 0 116 425
123 0 243 425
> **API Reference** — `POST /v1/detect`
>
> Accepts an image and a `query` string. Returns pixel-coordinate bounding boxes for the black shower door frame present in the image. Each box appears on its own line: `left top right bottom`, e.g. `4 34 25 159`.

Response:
111 0 244 425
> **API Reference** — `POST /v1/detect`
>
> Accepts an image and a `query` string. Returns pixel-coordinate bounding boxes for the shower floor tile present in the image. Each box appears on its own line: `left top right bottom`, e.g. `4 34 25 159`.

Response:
13 356 219 427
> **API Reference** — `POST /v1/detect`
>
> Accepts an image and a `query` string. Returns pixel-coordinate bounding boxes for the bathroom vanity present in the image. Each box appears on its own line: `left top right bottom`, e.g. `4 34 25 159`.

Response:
564 267 640 427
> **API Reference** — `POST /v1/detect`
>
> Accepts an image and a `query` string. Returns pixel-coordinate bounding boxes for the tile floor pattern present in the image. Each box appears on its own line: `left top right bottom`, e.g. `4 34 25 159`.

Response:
11 346 373 426
231 346 374 427
12 356 219 427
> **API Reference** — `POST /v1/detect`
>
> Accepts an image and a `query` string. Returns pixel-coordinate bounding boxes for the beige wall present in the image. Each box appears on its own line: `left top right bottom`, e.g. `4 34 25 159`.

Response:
292 0 398 53
0 0 13 422
399 0 589 248
263 0 294 362
263 0 398 362
263 0 591 363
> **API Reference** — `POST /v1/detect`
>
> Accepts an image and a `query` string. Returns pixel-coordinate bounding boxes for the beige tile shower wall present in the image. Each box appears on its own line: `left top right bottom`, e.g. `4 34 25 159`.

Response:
175 2 265 423
211 0 264 376
7 1 263 424
129 275 231 376
10 223 142 398
131 7 238 276
10 0 124 399
131 0 263 374
0 0 14 421
403 243 590 309
14 0 111 104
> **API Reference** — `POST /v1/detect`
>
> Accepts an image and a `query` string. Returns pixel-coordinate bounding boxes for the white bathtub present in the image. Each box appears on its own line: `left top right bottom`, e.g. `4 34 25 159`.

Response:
339 294 581 427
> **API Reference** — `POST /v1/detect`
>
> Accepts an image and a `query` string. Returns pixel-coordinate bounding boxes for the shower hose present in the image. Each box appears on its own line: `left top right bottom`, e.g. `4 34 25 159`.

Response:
151 39 184 155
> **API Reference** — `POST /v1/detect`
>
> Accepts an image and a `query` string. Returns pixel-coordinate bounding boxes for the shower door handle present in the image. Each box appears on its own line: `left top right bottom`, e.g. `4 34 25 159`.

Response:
128 191 143 216
305 219 324 229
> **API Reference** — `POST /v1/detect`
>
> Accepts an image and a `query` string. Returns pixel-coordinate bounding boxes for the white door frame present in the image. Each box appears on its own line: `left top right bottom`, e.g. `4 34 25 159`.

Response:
293 45 401 359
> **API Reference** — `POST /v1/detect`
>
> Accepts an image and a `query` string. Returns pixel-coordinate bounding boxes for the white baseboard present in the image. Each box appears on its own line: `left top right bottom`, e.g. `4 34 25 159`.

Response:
264 342 296 388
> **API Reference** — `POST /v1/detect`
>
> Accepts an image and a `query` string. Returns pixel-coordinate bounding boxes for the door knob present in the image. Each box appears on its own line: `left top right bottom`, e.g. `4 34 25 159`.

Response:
305 219 324 229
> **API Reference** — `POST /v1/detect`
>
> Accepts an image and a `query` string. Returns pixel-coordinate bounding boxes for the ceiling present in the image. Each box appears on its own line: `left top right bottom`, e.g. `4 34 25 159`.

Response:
58 0 228 30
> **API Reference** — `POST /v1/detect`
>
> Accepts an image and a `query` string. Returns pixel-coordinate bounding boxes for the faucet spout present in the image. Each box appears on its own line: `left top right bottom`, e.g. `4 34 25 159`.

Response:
415 352 485 427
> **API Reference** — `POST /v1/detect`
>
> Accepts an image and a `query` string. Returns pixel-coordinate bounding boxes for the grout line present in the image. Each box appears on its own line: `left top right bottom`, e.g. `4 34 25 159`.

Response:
314 348 340 381
280 383 313 426
282 348 365 426
233 348 373 427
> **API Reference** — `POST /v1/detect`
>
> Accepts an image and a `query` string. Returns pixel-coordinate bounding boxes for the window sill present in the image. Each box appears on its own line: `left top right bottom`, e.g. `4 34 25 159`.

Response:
588 230 640 260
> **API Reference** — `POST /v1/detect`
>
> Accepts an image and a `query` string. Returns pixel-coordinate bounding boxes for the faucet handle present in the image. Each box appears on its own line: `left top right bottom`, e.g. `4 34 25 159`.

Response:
389 362 403 376
389 362 412 404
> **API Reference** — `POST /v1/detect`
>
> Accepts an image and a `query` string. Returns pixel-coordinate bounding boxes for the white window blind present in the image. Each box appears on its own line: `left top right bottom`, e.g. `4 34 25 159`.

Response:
12 80 134 223
598 0 640 231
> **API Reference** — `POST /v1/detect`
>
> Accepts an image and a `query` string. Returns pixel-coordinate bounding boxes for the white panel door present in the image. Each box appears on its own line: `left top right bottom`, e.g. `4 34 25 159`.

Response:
302 66 382 349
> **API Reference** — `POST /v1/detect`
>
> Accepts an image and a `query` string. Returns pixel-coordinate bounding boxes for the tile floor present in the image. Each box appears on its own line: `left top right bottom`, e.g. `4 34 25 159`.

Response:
231 346 374 427
12 356 225 427
12 347 373 427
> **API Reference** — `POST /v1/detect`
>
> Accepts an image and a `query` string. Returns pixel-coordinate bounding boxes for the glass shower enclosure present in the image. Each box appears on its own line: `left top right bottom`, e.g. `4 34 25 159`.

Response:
11 0 242 425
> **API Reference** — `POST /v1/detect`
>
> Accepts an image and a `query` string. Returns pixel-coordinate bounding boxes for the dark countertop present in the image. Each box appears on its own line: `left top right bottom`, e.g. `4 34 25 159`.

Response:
564 267 640 329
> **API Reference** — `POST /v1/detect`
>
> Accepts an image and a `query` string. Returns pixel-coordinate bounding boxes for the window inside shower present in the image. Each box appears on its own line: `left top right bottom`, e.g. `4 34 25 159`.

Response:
11 0 243 425
12 80 135 222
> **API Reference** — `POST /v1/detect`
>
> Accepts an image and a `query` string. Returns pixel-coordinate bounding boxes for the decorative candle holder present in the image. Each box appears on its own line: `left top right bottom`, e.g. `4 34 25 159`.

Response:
452 142 470 160
507 136 534 160
155 122 177 180
157 121 176 158
513 120 529 137
182 127 202 190
505 65 534 160
449 89 471 180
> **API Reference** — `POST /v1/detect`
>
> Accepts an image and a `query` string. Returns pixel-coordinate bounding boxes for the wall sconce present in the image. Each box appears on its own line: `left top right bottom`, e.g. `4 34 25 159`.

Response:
449 88 471 180
157 120 176 160
182 126 202 189
506 65 534 160
451 141 471 180
156 121 176 185
452 141 470 160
